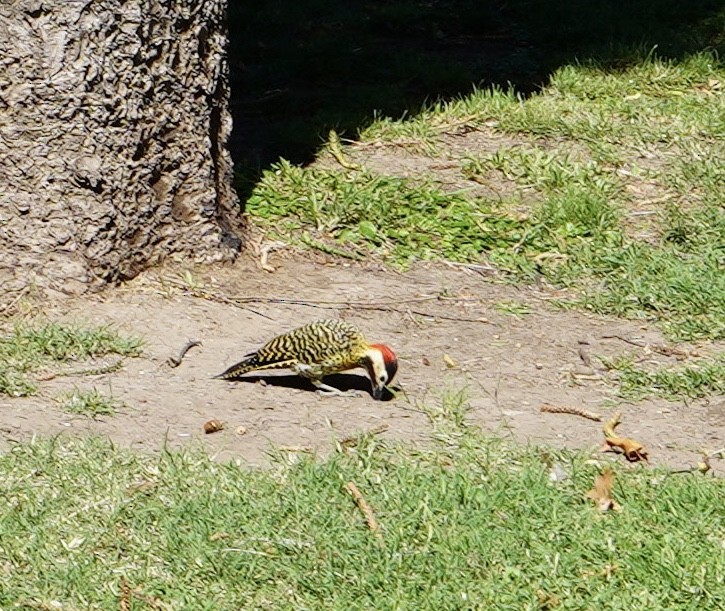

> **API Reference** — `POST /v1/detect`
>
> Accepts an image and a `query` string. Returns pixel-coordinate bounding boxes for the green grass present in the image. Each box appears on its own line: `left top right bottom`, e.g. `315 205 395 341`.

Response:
229 0 725 188
0 322 142 397
367 54 724 146
55 387 121 418
248 159 526 264
494 300 532 318
1 425 723 609
247 54 725 342
606 354 725 401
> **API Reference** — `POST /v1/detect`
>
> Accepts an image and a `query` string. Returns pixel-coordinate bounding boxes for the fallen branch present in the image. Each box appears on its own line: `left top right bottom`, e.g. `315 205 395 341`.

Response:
539 403 602 422
344 481 383 540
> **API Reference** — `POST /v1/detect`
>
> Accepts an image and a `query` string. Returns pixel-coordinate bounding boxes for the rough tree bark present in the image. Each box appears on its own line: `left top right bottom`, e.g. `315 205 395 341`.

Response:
0 0 242 295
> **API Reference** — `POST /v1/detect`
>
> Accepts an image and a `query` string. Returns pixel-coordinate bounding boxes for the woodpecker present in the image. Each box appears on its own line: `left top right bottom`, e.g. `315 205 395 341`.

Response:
215 319 398 400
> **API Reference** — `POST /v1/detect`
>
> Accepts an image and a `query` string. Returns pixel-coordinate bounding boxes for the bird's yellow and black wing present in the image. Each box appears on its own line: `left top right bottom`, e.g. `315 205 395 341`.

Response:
215 320 367 380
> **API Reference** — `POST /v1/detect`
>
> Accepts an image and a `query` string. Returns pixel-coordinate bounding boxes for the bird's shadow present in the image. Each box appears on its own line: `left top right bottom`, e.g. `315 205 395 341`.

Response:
221 372 397 401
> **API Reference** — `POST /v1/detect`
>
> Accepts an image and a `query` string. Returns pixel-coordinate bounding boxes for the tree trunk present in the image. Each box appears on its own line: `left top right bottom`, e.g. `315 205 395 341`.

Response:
0 0 242 295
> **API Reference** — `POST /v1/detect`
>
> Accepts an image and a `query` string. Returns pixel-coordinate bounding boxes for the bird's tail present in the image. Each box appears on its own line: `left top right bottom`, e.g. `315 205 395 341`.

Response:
214 354 260 380
214 352 292 380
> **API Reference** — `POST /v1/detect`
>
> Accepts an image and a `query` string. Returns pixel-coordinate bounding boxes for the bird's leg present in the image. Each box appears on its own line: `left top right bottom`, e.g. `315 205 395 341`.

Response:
292 363 362 398
311 378 363 398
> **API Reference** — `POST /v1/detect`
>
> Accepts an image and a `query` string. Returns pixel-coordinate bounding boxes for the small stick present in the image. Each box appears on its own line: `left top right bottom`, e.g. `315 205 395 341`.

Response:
167 340 202 368
539 403 602 422
278 445 313 453
37 358 125 381
0 286 30 315
601 334 647 347
602 335 701 358
344 481 383 540
339 423 390 448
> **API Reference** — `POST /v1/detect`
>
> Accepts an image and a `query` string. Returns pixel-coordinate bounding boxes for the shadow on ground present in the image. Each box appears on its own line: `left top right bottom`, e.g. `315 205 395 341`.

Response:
227 0 725 199
225 372 397 401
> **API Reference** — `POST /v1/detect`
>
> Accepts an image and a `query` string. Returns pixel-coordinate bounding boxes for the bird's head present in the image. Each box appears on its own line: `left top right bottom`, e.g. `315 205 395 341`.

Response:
365 343 398 400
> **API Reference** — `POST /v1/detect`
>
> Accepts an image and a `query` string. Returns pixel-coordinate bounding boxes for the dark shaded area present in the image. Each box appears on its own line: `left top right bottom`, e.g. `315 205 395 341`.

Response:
227 0 724 200
224 373 397 401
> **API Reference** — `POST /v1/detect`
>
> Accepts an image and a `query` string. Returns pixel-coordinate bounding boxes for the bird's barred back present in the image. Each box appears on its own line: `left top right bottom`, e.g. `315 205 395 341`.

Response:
255 319 367 367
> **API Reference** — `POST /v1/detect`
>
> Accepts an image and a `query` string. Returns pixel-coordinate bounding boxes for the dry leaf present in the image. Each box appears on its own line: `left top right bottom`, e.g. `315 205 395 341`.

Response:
536 590 561 609
203 419 225 434
605 437 648 461
209 532 230 541
697 456 711 474
581 563 617 579
422 357 431 366
603 411 648 462
586 468 621 512
443 353 458 368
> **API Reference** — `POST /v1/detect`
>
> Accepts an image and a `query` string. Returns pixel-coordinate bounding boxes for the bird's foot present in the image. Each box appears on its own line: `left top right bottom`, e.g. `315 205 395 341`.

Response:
313 381 363 398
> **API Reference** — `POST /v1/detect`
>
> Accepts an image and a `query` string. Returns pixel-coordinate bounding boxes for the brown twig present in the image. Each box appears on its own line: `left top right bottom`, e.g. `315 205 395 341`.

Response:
539 403 602 422
339 423 390 448
36 357 125 381
601 334 702 358
167 339 202 368
601 334 647 347
344 481 383 540
0 287 30 316
119 578 168 611
162 279 492 324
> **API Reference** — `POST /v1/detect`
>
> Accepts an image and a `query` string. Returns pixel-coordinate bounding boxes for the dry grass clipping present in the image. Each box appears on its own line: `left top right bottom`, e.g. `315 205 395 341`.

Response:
344 481 383 540
539 403 602 421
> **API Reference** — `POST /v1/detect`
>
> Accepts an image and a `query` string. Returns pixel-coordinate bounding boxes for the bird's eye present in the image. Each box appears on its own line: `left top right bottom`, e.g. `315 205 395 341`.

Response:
379 375 387 383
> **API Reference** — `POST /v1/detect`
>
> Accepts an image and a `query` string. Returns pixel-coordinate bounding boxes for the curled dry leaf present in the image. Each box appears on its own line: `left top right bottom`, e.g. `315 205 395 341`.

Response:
203 419 226 434
586 467 621 512
603 411 648 462
443 353 458 368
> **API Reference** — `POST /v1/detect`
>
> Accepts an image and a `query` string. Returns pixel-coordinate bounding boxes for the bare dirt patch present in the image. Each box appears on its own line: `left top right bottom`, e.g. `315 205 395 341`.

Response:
1 255 722 471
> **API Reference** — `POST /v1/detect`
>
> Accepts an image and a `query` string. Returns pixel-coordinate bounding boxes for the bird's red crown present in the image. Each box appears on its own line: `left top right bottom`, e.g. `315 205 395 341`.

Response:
370 343 398 382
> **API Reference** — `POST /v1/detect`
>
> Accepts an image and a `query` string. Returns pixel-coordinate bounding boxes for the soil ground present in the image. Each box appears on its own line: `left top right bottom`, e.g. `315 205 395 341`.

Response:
2 255 722 471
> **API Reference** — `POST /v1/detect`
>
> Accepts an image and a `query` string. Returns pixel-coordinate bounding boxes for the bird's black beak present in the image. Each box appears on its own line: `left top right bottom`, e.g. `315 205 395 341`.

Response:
372 385 385 401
